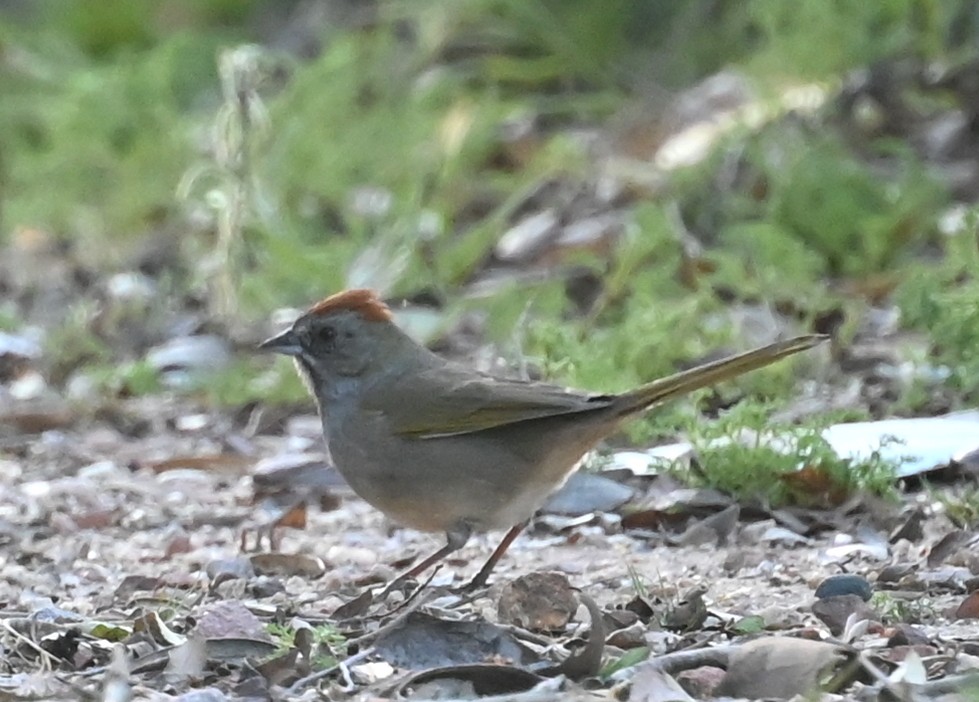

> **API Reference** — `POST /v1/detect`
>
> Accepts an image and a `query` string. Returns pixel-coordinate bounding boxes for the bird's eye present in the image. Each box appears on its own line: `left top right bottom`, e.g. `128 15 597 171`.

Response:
316 325 337 347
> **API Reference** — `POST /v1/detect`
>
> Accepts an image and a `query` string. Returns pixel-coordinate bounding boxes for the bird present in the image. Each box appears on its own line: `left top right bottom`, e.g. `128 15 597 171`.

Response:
261 289 823 589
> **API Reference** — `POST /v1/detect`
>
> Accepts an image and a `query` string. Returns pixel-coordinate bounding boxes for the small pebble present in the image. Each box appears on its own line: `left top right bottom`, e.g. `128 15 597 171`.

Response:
877 564 913 584
814 573 872 601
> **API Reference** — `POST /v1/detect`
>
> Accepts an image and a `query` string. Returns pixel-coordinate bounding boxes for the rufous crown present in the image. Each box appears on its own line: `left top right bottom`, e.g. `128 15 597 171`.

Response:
307 289 393 322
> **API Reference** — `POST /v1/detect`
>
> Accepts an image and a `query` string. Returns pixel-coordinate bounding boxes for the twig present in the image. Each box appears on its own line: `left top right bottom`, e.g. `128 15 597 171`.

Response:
346 585 440 650
1 619 59 671
376 566 443 616
337 656 357 693
289 582 445 694
285 646 375 695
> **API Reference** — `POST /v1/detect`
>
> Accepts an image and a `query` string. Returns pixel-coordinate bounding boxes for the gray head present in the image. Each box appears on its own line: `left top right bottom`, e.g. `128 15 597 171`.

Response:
260 289 418 389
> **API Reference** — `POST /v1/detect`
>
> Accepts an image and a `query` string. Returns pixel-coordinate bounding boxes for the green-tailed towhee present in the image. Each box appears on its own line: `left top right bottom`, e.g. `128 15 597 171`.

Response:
262 289 823 589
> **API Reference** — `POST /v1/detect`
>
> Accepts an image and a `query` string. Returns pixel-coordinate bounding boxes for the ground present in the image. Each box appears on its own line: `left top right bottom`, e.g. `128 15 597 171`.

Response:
2 400 977 700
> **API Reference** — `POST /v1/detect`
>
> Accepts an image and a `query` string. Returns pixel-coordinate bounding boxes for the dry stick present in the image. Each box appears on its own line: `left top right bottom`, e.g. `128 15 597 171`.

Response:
346 585 441 650
341 564 444 627
337 656 358 693
287 582 442 695
383 565 448 615
285 647 376 696
1 619 59 671
376 560 444 601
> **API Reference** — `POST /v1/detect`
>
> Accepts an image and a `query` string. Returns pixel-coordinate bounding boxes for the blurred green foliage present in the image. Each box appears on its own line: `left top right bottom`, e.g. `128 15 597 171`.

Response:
930 483 979 528
679 402 898 505
0 17 225 258
896 224 979 401
682 127 947 294
744 0 938 77
37 0 258 56
0 0 977 425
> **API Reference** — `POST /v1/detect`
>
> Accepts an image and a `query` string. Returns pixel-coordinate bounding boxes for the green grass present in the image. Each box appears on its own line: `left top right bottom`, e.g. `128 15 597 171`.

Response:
266 622 345 671
203 357 309 407
871 592 939 625
676 403 899 506
0 24 225 259
929 484 979 529
84 360 163 398
896 222 979 404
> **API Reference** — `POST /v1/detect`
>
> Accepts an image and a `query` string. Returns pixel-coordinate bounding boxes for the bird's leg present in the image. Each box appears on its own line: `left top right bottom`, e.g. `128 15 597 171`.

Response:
460 520 529 592
380 523 471 596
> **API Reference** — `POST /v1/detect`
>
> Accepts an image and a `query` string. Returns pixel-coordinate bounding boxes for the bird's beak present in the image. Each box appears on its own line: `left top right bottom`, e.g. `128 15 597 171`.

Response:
259 329 303 356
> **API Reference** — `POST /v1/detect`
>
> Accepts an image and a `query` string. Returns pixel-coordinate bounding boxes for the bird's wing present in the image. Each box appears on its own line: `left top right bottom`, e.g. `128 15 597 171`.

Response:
363 366 614 439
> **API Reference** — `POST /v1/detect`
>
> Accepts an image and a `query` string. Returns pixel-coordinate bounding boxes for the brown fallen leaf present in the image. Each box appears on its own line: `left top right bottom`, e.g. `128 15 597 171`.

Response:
545 593 605 680
954 591 979 620
194 600 271 642
497 572 577 633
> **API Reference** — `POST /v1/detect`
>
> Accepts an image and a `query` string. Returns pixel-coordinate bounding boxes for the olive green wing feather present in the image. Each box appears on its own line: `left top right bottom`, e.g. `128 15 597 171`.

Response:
363 366 614 439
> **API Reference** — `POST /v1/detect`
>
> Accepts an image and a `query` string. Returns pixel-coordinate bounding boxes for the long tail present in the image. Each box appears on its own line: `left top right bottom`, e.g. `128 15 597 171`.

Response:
613 335 826 416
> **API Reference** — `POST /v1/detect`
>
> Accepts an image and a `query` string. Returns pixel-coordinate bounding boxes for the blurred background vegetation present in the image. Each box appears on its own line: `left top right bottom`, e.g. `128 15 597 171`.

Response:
2 0 979 442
